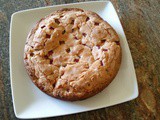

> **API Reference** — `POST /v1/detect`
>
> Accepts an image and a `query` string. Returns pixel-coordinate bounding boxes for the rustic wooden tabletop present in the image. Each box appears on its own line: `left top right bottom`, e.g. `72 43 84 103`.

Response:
0 0 160 119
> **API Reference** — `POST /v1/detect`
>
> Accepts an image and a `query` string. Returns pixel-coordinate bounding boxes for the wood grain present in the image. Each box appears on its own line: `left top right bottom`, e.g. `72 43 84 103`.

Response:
0 0 160 119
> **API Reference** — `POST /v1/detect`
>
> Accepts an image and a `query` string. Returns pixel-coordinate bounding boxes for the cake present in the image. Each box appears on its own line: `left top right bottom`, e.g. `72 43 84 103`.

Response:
24 8 121 101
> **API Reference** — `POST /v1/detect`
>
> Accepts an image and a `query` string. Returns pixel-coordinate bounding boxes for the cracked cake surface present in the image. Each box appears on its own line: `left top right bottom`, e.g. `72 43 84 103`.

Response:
24 8 121 101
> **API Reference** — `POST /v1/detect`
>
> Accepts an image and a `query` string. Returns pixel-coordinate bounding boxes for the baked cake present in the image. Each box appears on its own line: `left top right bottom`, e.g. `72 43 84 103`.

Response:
24 8 121 101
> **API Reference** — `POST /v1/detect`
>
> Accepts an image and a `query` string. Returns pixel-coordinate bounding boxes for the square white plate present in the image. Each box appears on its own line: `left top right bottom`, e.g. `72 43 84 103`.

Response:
10 1 138 119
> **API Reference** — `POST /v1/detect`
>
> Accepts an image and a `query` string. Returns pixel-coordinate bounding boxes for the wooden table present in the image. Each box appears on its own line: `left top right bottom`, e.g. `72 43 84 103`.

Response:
0 0 160 119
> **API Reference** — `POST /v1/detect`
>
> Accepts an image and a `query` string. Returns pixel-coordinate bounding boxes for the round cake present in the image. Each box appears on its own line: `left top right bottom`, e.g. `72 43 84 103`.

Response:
24 8 121 101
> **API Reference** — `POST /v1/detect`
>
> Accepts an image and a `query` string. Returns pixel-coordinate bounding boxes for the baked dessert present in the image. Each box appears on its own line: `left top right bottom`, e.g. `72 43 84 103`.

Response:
24 8 121 101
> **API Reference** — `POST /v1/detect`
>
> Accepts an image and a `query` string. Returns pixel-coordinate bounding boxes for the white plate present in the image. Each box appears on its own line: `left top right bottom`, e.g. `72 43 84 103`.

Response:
10 1 138 119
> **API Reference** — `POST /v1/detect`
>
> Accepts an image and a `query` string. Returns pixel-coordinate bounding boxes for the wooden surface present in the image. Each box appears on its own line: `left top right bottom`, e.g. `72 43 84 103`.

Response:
0 0 160 119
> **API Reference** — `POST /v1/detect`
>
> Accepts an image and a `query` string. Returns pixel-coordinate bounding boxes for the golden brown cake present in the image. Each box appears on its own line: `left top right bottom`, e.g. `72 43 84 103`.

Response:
24 8 121 101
